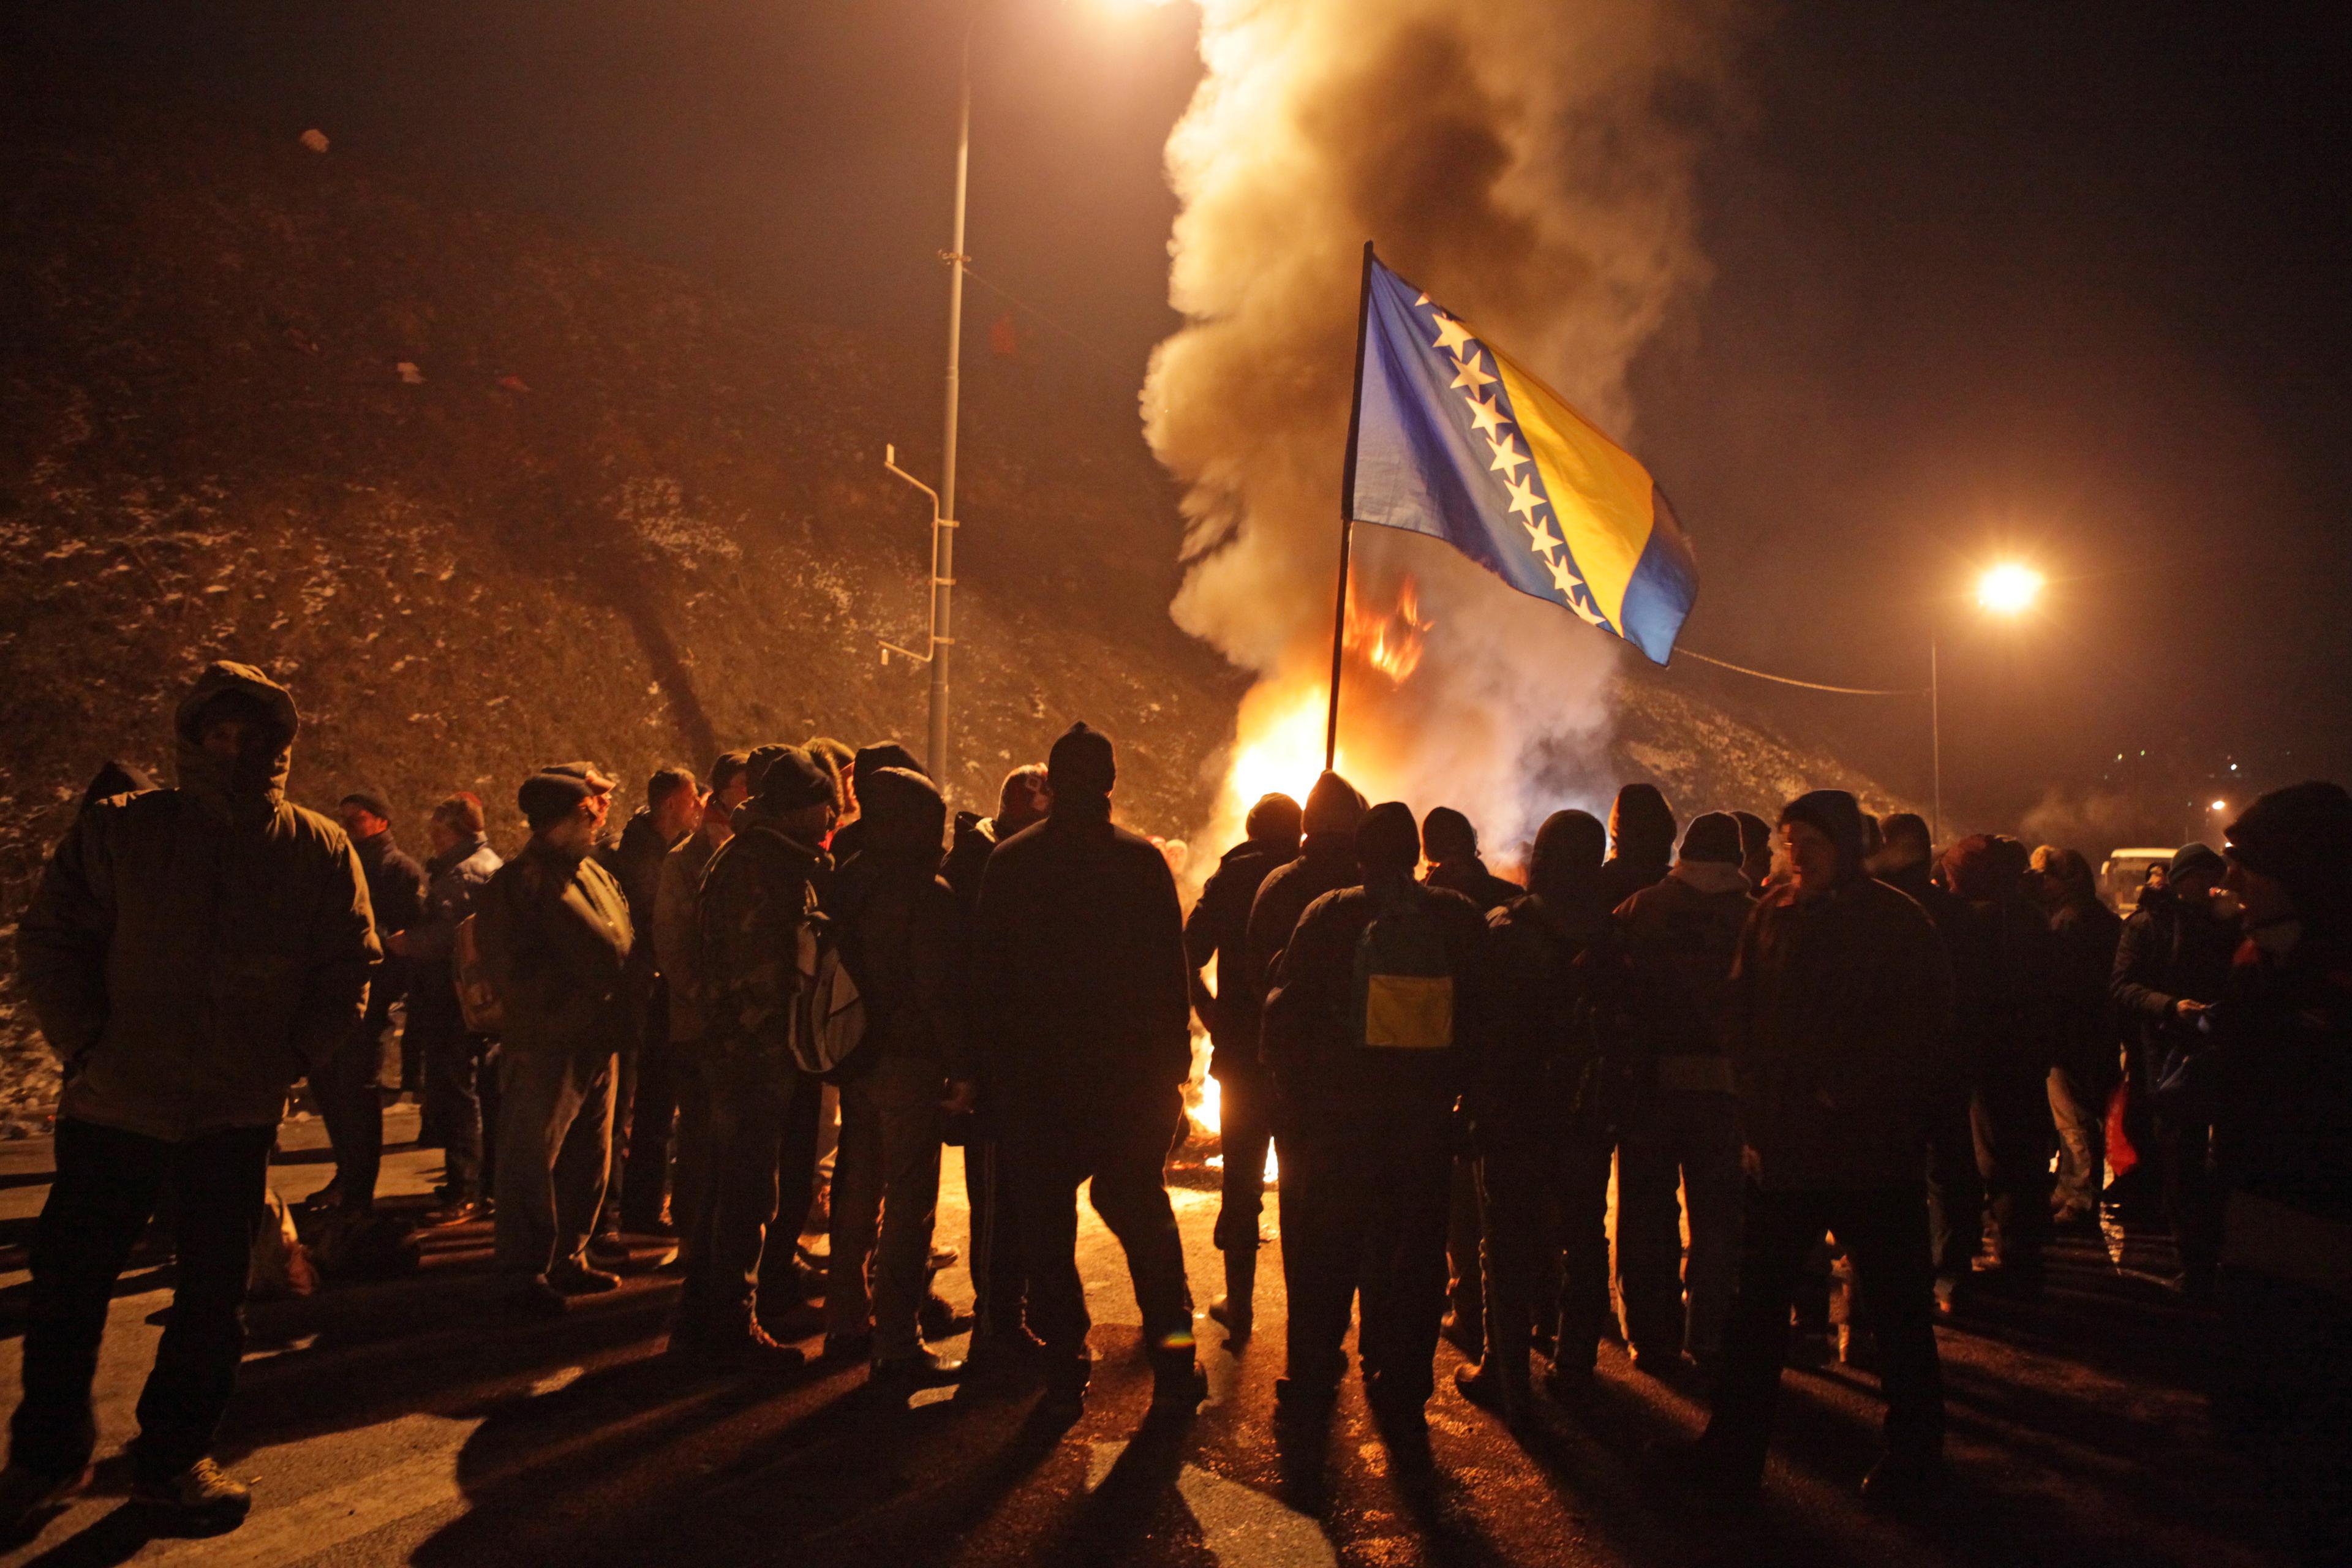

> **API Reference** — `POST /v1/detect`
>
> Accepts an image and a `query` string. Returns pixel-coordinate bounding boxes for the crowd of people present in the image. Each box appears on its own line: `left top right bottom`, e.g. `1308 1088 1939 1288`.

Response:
4 660 2347 1555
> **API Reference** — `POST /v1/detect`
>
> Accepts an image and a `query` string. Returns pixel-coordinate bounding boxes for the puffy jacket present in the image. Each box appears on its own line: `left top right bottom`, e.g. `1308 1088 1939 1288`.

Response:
475 840 635 1058
2111 883 2239 1068
831 766 968 1080
1725 874 1955 1189
1185 835 1297 1074
970 802 1191 1109
18 662 379 1141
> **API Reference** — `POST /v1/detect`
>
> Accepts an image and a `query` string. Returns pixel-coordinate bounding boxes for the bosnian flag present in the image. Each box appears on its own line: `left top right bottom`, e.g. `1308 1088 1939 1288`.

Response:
1344 248 1699 665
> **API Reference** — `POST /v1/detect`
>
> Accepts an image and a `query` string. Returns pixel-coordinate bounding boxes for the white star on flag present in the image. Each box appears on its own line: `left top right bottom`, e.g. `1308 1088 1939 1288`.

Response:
1430 314 1476 355
1464 392 1508 437
1523 514 1564 559
1503 470 1544 522
1449 350 1496 393
1485 433 1529 478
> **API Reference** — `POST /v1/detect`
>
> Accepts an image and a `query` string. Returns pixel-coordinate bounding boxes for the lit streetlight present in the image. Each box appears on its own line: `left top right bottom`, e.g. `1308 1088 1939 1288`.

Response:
1932 560 2044 842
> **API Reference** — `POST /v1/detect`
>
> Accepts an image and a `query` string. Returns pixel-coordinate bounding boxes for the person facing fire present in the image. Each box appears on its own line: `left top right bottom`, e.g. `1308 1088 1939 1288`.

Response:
1184 791 1304 1343
1600 783 1678 910
1608 810 1755 1376
7 663 378 1532
1262 801 1486 1428
476 763 635 1318
670 745 834 1371
944 761 1052 1374
970 723 1204 1421
1658 789 1954 1503
1453 808 1614 1423
1421 806 1521 912
1245 771 1370 1009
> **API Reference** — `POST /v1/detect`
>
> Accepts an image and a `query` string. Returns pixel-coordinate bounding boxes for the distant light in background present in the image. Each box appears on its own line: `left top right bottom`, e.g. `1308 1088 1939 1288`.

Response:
1976 562 2046 616
2211 799 2228 812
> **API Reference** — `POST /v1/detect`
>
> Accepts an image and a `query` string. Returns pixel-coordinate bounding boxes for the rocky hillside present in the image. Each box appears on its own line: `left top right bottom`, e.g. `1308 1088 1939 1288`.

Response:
0 82 1907 1118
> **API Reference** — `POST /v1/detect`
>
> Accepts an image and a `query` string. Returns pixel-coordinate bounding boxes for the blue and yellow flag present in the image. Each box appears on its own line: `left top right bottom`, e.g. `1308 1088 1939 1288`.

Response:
1344 249 1698 665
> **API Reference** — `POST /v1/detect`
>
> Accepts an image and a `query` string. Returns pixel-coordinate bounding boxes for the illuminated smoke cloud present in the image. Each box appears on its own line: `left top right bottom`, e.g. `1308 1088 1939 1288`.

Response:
1144 0 1736 865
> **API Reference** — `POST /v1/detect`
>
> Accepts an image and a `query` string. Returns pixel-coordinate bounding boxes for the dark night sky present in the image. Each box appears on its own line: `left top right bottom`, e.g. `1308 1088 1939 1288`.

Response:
17 0 2351 841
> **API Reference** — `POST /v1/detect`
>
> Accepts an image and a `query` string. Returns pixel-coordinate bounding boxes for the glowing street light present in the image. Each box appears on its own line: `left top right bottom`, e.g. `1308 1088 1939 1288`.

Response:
1976 562 2045 616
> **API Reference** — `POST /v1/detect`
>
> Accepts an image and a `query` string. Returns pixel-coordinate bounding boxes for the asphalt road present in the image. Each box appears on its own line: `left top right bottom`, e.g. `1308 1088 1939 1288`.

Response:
0 1110 2296 1568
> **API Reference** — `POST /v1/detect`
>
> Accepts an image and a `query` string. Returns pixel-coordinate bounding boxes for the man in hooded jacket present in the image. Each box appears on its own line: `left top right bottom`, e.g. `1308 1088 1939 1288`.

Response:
1185 791 1303 1342
1610 812 1755 1373
1262 802 1487 1425
669 748 836 1371
1453 809 1615 1422
971 723 1203 1418
1661 790 1954 1502
7 663 377 1530
826 765 974 1390
1245 773 1370 1010
1599 784 1678 911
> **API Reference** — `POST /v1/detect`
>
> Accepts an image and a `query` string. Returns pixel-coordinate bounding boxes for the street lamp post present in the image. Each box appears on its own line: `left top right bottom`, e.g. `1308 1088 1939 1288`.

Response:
1932 562 2045 845
881 15 979 796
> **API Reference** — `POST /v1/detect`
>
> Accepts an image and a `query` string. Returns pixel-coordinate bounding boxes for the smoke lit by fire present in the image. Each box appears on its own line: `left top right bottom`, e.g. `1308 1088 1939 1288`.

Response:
1145 0 1728 867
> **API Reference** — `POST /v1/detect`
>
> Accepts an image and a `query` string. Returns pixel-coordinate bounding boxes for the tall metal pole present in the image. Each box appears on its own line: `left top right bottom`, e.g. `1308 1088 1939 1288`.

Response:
1929 635 1943 847
929 20 974 792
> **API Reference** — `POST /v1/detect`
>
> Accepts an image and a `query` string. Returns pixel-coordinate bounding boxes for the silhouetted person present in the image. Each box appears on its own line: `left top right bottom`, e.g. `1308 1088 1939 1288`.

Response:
1660 790 1953 1503
671 747 834 1370
315 790 423 1213
7 663 377 1532
2206 782 2352 1562
1599 783 1677 909
1184 791 1302 1341
1732 809 1774 891
1870 810 1988 1308
652 750 751 1278
827 765 973 1392
477 763 633 1316
1264 802 1485 1428
1454 809 1613 1423
1245 772 1370 1010
404 793 503 1224
2032 846 2124 1226
1610 812 1754 1374
1422 806 1521 911
946 764 1052 1373
597 764 703 1253
2111 842 2239 1299
971 723 1202 1420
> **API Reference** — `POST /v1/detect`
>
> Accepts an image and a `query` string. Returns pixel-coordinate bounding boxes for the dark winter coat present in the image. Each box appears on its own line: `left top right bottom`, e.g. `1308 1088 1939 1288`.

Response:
1185 836 1298 1077
352 829 427 1014
475 840 635 1059
1468 884 1614 1149
653 827 722 1044
831 770 970 1081
1426 857 1522 914
1724 875 1956 1190
970 802 1192 1111
2207 927 2352 1248
941 812 999 914
2111 883 2239 1070
1613 864 1754 1079
695 804 827 1082
1878 856 1988 1080
2046 891 2124 1082
1597 853 1671 914
1243 836 1359 1009
18 662 379 1142
405 835 501 1030
1261 875 1487 1114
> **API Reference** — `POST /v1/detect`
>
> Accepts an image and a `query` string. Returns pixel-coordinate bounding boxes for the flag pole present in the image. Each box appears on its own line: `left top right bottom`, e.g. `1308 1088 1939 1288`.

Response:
1328 241 1376 772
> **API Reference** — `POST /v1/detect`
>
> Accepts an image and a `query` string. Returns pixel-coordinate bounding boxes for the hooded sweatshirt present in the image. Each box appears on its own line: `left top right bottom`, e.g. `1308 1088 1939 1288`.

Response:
19 662 380 1141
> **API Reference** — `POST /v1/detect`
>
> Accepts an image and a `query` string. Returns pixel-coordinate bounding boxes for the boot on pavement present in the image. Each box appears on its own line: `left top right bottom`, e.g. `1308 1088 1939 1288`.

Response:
1148 1352 1209 1420
1453 1358 1531 1425
1207 1245 1256 1341
130 1457 252 1532
872 1348 966 1393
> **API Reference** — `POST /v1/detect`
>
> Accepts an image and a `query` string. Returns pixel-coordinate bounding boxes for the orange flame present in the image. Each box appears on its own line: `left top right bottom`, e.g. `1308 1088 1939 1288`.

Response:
1343 573 1433 683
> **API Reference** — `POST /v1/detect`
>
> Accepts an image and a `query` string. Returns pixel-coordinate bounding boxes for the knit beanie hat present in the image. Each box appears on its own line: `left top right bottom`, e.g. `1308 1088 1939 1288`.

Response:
1355 801 1423 877
2225 782 2352 933
518 763 614 831
1781 790 1867 882
1679 811 1745 867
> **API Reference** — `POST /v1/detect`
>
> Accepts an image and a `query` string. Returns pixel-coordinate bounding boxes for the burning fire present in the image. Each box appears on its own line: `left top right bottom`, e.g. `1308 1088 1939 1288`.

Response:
1343 573 1432 682
1186 1030 1276 1181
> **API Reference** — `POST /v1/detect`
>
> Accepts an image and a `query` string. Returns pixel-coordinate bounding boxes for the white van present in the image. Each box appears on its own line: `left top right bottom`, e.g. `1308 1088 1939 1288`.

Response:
2100 848 2175 916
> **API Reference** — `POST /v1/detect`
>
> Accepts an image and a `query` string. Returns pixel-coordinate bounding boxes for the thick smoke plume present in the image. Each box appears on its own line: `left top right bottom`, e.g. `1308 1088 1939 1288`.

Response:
1145 0 1735 864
